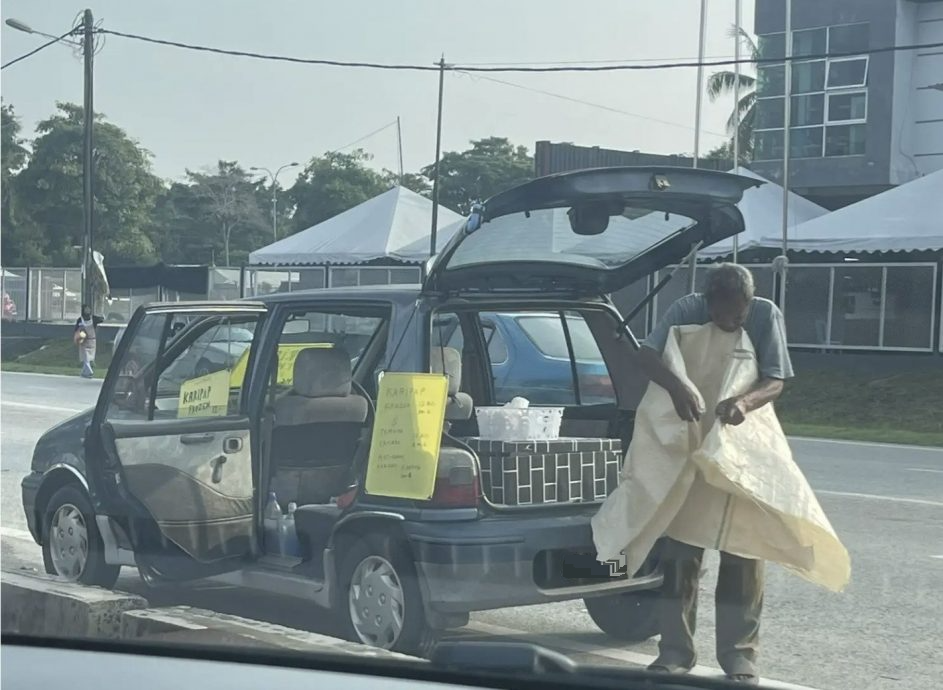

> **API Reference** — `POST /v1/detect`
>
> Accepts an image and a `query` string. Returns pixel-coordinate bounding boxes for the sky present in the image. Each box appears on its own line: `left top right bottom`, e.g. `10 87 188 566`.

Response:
0 0 756 185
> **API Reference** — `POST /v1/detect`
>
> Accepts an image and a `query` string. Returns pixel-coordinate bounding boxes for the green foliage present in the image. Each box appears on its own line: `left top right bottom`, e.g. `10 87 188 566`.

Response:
288 150 392 233
8 102 162 265
421 137 534 215
706 26 758 163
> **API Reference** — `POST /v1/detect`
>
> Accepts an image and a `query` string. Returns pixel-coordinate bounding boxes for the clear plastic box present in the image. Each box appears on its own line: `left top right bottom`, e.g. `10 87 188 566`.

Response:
475 406 565 441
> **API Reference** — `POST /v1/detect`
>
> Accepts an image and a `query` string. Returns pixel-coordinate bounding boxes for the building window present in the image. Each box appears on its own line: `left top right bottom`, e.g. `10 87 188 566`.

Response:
753 22 869 161
825 124 866 156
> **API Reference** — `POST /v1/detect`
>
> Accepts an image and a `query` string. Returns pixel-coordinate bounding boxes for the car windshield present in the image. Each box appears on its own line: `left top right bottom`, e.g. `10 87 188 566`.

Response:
447 205 695 271
3 3 941 690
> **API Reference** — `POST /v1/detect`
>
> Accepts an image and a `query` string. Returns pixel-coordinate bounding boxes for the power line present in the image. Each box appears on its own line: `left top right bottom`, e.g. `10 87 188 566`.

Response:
1 28 80 70
96 28 943 73
454 70 728 138
329 120 399 153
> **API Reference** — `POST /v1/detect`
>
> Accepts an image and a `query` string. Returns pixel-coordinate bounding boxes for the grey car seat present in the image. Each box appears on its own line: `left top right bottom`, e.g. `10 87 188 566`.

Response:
430 346 473 421
270 347 368 505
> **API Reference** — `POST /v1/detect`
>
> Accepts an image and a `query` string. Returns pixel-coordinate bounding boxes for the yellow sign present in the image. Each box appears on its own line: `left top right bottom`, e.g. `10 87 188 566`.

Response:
228 342 333 388
365 373 449 500
177 369 230 418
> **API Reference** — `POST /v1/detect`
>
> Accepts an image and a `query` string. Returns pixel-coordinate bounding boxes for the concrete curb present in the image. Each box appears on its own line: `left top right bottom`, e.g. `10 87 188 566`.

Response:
1 570 413 660
1 571 148 638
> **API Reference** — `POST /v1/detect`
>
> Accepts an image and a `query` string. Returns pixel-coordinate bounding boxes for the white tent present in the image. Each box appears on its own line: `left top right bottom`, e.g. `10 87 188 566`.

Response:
700 166 830 257
761 169 943 254
248 186 462 266
391 217 466 263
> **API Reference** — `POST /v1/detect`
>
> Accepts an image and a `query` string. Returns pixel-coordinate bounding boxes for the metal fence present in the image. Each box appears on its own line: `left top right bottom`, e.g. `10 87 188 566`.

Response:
5 262 939 353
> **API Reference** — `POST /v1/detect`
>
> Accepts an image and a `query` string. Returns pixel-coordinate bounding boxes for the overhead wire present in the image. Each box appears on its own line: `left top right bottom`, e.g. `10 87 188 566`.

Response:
95 28 943 73
1 28 80 70
454 70 729 138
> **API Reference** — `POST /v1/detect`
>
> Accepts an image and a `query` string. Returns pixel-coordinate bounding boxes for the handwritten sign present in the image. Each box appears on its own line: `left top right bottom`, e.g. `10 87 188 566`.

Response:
177 369 230 418
228 342 333 388
365 372 448 500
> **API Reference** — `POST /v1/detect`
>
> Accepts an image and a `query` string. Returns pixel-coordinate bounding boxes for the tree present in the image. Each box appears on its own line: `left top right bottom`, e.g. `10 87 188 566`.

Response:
707 27 757 163
288 150 392 233
0 103 41 265
12 102 163 265
421 137 533 215
156 161 270 266
385 170 431 198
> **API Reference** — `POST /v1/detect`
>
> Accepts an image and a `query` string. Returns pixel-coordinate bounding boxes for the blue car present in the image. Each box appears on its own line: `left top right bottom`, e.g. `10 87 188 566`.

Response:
434 311 616 406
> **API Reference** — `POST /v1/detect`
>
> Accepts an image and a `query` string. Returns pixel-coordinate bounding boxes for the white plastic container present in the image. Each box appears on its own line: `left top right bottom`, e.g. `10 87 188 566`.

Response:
475 406 564 441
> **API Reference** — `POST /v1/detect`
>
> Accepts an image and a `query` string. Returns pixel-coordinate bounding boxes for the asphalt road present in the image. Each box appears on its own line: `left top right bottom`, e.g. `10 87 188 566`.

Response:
2 371 942 690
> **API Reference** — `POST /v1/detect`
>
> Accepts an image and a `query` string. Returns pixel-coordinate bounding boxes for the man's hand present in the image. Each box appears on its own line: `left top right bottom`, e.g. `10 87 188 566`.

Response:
670 383 703 422
715 396 748 425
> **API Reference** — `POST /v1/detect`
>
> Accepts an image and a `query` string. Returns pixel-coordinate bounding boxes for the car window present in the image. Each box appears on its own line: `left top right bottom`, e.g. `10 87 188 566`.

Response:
484 311 616 406
268 308 388 396
106 312 261 422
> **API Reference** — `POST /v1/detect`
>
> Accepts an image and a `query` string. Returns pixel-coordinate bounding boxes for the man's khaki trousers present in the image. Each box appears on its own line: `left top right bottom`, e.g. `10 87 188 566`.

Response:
652 538 764 676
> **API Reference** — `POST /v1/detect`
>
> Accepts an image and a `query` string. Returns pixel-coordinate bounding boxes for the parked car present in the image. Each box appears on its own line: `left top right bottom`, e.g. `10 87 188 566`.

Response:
21 166 759 655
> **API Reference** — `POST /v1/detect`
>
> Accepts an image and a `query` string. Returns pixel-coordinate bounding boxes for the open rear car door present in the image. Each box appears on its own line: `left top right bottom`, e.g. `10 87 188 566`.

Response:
87 302 267 581
423 166 763 296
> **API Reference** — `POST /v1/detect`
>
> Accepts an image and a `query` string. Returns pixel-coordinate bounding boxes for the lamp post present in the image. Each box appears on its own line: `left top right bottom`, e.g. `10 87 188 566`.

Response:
250 163 300 242
6 11 95 308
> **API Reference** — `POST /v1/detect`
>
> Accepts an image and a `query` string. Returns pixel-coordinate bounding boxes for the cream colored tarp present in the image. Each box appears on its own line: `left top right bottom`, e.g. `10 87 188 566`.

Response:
592 323 850 592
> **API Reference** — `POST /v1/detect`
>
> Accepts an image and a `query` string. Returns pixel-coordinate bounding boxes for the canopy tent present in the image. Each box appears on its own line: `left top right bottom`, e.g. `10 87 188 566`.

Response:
248 186 462 266
391 217 465 263
699 166 830 258
760 169 943 254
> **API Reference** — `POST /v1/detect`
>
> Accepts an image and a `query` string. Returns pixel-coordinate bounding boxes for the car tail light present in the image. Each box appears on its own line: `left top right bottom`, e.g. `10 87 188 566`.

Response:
581 374 615 399
429 450 480 508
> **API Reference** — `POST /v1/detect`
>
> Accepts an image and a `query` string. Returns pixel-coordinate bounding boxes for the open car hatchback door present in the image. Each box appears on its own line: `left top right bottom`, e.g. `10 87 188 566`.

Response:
423 166 763 296
88 302 267 581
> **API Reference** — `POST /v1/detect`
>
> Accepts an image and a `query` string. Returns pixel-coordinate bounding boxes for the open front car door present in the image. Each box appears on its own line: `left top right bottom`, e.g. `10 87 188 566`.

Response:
87 302 267 581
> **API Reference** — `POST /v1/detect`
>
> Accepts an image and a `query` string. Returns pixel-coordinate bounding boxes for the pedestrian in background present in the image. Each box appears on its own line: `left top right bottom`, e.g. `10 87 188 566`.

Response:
74 304 103 378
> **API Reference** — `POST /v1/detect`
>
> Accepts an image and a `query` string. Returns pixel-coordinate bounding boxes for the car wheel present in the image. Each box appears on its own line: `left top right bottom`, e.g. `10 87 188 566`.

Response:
41 485 120 588
336 533 438 656
583 590 660 642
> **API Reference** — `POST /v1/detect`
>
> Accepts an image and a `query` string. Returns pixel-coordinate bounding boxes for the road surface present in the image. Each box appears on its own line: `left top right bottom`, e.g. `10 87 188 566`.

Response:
3 371 942 690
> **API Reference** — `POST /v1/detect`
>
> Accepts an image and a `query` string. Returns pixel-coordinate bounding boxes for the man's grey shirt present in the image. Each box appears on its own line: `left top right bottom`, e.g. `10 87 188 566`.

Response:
642 293 795 380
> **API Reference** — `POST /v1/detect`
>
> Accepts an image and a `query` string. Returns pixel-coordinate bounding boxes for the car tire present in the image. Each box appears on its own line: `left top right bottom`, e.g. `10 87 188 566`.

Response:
584 590 660 642
336 532 439 656
41 485 120 588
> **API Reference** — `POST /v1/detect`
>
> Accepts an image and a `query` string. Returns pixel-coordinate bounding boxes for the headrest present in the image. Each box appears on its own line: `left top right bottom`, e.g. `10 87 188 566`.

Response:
430 346 462 396
292 347 352 398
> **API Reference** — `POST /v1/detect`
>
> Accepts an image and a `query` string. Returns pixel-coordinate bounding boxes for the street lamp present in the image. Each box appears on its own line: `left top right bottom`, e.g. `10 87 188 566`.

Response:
250 162 300 242
6 10 95 309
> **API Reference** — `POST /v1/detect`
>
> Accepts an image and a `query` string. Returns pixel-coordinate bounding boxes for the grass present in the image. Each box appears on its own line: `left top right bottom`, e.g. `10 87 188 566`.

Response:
2 338 111 379
3 338 941 447
776 368 943 447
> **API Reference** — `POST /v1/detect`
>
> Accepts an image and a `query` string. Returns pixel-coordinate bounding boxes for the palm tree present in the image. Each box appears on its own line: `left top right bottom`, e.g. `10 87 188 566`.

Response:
707 26 758 164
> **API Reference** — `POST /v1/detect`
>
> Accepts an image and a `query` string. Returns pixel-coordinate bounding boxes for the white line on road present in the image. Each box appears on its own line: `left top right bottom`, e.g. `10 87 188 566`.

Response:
789 436 943 453
1 371 97 381
931 555 943 560
817 490 943 508
906 468 943 474
1 401 87 414
464 621 820 690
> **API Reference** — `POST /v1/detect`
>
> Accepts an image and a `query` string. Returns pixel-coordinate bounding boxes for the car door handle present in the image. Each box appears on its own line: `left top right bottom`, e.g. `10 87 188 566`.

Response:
210 455 227 484
223 436 243 454
179 432 215 445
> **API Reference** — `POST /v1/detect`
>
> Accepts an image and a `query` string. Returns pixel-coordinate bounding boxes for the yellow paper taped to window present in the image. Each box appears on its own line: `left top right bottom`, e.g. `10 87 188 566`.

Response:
365 372 449 500
228 342 333 388
178 369 230 418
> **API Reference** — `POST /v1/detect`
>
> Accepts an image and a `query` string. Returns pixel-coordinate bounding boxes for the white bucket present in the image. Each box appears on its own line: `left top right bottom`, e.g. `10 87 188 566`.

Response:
475 406 564 441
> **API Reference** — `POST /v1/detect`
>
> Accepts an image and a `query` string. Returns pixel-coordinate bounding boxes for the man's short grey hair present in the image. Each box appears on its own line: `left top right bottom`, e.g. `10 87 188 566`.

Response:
704 263 755 303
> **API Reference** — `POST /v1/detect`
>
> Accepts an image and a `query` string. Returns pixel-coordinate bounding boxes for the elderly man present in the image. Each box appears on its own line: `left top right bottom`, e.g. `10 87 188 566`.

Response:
636 263 794 684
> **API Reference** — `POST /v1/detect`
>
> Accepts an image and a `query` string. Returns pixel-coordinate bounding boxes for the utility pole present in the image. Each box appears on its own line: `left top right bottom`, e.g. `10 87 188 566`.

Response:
689 0 708 292
780 0 793 311
732 0 742 263
250 162 299 242
396 116 405 184
430 55 447 257
82 8 94 308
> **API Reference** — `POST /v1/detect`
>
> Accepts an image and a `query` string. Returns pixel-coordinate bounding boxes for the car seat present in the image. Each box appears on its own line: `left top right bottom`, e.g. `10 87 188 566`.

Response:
430 346 473 421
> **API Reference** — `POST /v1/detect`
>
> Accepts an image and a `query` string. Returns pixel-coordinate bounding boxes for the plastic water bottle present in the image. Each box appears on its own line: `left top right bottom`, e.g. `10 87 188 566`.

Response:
281 502 300 557
263 490 282 554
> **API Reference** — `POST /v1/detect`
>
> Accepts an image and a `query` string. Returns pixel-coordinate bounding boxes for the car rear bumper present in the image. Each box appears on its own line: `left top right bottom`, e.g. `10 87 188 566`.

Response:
403 511 662 614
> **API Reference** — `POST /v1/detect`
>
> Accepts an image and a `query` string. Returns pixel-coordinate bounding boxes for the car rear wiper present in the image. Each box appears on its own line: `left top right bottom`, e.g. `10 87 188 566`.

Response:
432 641 765 689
